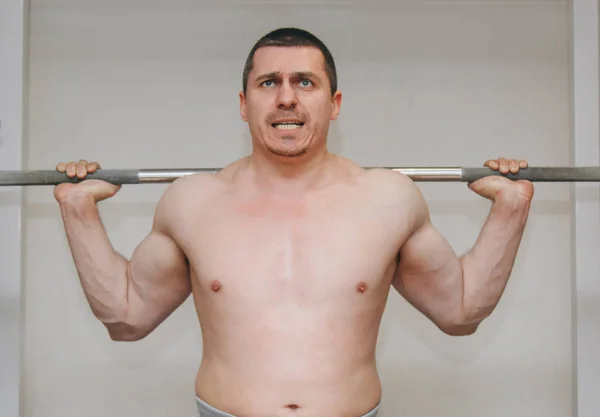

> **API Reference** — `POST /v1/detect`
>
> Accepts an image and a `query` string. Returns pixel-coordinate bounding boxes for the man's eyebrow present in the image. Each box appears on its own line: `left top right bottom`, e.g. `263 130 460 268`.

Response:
254 71 280 82
293 71 321 81
254 71 322 82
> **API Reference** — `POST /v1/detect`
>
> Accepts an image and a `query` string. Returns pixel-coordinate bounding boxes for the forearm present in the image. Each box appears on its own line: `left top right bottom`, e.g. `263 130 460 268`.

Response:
459 194 531 325
59 194 130 324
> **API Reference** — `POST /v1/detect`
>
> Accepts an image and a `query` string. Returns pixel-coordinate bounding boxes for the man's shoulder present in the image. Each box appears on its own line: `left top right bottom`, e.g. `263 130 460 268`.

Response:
157 156 253 207
361 167 428 214
328 155 423 204
363 168 420 196
149 171 225 234
164 171 225 200
153 171 225 221
332 155 413 188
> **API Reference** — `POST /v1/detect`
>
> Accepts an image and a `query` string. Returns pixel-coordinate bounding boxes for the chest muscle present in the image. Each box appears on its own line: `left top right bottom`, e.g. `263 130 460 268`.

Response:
178 191 405 301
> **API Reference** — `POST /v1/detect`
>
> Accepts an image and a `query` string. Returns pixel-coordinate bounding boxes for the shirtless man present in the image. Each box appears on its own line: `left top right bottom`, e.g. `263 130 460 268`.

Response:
53 28 534 417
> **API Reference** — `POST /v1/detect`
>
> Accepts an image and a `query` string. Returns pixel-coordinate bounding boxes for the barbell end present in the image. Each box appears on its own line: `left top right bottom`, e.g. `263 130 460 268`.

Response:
0 169 142 186
460 166 600 182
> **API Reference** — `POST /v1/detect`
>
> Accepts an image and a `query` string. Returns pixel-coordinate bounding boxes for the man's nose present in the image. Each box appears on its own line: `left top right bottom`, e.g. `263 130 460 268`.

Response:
276 81 298 109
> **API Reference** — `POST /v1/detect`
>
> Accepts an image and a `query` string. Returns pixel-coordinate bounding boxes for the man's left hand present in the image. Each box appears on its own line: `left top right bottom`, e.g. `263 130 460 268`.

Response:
468 157 534 203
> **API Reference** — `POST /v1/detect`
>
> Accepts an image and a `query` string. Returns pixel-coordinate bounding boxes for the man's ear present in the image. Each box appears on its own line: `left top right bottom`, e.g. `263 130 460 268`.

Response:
330 90 342 120
240 91 248 122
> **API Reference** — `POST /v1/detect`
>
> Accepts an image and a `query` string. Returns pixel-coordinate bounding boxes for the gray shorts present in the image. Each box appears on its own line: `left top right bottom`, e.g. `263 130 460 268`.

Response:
196 395 380 417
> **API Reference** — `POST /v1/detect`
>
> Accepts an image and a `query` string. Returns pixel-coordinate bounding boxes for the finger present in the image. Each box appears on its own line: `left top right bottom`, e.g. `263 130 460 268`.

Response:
509 159 519 174
66 161 77 177
519 159 528 168
485 159 499 170
76 160 89 179
88 162 101 173
56 162 66 172
497 157 510 174
78 159 89 173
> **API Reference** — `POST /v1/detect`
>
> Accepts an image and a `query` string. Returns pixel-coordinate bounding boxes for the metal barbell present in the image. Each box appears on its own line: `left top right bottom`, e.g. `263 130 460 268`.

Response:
0 166 599 186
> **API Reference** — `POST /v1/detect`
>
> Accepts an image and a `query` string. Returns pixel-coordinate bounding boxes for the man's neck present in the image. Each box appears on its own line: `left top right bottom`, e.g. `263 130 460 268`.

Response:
246 148 335 195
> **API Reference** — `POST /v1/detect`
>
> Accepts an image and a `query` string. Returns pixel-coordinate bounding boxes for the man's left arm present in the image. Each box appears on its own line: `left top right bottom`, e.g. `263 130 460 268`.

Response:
392 158 534 336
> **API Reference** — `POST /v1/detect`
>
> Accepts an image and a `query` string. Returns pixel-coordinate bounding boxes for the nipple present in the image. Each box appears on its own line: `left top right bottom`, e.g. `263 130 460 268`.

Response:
356 282 368 293
210 280 222 293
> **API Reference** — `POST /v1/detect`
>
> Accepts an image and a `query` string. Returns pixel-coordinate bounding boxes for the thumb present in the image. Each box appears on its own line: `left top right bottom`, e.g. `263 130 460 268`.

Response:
86 180 121 202
468 176 506 201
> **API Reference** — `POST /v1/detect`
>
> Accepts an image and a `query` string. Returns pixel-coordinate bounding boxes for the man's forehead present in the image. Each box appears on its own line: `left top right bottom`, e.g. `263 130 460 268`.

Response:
251 46 326 74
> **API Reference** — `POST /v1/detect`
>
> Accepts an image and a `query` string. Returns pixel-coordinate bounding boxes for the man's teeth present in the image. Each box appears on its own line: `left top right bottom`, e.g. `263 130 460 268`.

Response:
273 123 303 130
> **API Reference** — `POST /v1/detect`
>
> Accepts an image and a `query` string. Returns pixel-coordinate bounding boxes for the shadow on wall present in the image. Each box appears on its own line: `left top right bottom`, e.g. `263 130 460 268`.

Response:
375 363 572 417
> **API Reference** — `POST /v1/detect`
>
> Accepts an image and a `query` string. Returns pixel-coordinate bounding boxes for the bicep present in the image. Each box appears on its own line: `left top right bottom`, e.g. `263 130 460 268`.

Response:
392 177 457 285
122 183 193 332
392 198 463 323
394 220 458 289
127 229 191 312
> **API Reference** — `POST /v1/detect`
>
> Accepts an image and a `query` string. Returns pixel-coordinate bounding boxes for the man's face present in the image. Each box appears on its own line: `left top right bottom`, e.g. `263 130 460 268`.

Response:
240 46 342 158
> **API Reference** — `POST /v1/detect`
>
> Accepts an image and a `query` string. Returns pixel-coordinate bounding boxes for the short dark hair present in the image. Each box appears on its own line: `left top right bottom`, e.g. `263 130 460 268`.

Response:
242 27 338 96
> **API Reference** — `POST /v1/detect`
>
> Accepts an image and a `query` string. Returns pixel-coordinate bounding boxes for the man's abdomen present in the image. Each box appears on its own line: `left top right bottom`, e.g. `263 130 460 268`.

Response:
195 351 382 417
194 304 385 417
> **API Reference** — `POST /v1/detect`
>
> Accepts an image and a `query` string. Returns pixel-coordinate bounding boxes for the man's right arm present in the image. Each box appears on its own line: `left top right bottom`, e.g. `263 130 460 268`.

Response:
388 164 532 335
58 179 192 341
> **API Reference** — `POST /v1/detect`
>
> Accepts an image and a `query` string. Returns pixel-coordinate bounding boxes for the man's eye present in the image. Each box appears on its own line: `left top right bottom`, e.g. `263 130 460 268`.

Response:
262 80 274 87
300 79 312 87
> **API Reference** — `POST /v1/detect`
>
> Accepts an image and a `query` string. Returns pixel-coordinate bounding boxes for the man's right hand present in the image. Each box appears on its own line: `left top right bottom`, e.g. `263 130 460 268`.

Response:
53 159 121 204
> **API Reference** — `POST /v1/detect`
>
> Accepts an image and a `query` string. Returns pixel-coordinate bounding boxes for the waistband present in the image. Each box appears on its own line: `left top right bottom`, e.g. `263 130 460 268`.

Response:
196 396 381 417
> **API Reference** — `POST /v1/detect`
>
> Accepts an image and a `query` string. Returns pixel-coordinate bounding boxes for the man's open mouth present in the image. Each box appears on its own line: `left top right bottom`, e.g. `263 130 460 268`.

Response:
271 121 305 130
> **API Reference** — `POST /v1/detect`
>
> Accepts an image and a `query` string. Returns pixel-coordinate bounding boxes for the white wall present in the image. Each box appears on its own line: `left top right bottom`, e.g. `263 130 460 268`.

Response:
0 0 27 416
571 0 600 416
24 1 573 416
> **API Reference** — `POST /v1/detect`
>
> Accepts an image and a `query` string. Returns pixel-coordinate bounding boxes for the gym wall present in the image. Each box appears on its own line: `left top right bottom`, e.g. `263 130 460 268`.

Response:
21 0 572 416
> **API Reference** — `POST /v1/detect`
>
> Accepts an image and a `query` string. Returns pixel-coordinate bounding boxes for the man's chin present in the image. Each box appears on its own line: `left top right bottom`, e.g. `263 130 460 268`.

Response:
268 147 308 158
265 137 311 158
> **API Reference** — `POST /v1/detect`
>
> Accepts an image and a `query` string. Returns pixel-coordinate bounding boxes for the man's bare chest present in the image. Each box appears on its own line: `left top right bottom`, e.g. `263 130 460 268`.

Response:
172 190 410 297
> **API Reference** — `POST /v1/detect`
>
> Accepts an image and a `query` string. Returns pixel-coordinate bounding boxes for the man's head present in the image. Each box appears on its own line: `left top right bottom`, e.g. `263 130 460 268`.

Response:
242 28 338 97
239 28 342 159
